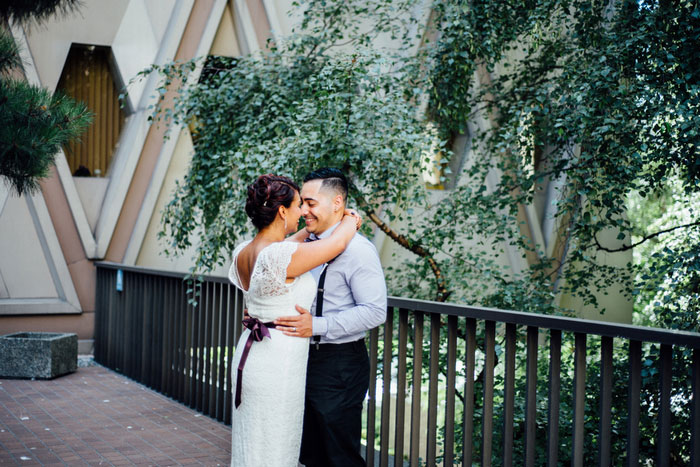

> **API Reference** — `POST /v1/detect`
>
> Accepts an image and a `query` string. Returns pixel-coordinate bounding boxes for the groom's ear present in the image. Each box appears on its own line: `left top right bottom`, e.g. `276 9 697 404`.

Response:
333 193 344 212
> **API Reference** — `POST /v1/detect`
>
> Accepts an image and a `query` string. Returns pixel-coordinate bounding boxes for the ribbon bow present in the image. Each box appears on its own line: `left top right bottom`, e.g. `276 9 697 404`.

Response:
235 317 275 408
243 316 272 341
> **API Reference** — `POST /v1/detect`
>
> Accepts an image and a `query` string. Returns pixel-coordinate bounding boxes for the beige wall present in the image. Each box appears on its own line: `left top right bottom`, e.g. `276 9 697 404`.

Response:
0 167 94 347
210 3 242 57
0 194 58 299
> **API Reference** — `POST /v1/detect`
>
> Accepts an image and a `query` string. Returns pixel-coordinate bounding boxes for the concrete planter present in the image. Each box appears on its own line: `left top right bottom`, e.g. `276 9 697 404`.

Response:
0 332 77 379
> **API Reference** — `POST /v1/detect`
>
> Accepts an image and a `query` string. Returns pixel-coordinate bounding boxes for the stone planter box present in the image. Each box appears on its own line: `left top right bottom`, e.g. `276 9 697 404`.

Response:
0 332 77 379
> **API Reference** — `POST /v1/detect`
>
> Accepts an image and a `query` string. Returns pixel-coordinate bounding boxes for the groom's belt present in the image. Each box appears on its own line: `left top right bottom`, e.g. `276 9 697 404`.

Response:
310 338 365 352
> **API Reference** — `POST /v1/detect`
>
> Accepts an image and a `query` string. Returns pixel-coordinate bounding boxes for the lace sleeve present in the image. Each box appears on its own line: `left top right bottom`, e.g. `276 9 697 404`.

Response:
253 241 299 297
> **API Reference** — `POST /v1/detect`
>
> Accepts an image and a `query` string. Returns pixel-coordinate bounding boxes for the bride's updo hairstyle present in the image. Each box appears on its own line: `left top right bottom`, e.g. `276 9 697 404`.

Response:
245 174 300 230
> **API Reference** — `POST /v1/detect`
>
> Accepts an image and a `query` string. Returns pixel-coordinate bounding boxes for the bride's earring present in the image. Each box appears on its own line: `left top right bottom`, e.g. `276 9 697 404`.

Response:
284 216 287 230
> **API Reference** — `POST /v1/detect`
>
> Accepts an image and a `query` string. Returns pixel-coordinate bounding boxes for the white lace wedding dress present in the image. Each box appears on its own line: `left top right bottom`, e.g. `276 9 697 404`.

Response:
228 240 316 467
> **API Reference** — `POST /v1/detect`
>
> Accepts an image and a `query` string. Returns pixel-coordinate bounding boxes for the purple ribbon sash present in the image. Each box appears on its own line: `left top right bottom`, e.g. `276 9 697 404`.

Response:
235 317 276 408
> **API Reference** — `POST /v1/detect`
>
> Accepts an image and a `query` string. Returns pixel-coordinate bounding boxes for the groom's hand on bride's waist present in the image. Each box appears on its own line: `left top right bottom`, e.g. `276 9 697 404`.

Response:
274 305 313 338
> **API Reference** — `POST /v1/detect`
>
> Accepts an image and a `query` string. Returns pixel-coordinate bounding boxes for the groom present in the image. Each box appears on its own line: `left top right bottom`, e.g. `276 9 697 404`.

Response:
275 167 387 466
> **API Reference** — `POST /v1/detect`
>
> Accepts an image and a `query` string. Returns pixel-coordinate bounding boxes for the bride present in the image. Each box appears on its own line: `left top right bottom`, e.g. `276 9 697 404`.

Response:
227 174 360 466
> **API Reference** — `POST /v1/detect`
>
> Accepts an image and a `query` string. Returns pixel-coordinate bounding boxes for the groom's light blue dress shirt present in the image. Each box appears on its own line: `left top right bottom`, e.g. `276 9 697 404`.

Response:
309 223 387 344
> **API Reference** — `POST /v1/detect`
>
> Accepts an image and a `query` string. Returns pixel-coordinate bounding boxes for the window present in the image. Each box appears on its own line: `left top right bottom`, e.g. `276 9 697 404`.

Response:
56 44 126 177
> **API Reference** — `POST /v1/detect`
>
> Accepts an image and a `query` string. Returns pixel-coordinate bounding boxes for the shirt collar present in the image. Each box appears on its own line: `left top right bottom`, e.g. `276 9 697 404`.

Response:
311 221 341 240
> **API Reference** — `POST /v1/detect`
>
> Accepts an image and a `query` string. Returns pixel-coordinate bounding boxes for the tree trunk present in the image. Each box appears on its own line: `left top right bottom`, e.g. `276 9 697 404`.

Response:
350 184 451 302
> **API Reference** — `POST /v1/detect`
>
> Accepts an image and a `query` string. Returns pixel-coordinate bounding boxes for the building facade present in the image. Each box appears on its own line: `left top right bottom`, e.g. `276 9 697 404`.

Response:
0 0 632 353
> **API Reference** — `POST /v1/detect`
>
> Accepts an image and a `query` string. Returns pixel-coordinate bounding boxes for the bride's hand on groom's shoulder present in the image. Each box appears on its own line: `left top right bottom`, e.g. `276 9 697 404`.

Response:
344 209 362 230
274 305 313 338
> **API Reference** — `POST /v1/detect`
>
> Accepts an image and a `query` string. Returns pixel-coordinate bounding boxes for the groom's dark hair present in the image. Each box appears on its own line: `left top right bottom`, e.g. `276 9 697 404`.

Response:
304 167 348 203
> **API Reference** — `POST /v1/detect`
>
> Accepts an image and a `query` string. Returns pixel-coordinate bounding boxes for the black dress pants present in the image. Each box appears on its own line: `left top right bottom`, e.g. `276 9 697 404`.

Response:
300 339 370 467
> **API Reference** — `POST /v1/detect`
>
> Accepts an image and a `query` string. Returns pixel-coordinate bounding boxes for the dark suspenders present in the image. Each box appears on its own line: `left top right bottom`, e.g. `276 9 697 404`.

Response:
313 264 330 349
314 255 339 349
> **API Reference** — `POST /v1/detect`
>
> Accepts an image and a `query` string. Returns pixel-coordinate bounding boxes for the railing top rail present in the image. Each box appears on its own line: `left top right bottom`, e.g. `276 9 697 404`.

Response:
388 296 700 348
96 262 700 348
95 261 231 284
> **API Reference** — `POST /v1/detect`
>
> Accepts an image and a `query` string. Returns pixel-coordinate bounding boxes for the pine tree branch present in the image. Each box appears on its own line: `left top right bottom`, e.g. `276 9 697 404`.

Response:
0 0 82 26
0 30 21 74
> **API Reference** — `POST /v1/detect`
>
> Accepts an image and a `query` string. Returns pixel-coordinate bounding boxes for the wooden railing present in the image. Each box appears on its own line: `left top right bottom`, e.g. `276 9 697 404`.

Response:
94 262 700 466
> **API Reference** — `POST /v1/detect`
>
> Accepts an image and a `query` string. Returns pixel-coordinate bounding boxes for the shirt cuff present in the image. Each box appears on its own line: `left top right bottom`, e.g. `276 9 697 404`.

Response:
312 316 328 337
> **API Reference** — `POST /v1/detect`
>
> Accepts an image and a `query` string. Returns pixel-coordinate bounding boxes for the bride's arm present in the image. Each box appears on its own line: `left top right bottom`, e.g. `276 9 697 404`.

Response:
285 212 359 278
286 227 310 243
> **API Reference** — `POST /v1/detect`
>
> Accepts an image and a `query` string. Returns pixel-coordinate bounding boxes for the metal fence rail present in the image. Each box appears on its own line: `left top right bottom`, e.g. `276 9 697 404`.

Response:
95 262 243 425
95 262 700 466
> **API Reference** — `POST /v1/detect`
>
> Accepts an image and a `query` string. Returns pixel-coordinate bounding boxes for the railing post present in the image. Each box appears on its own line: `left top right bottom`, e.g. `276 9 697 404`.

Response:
626 340 641 467
224 285 238 425
525 326 538 467
463 317 476 466
394 309 409 467
409 311 423 467
502 323 516 467
217 284 228 422
161 278 172 397
147 276 156 390
426 313 440 466
547 329 561 467
177 278 188 404
208 283 220 420
149 275 160 391
572 333 586 467
94 268 103 363
196 280 206 412
657 344 672 467
380 308 394 467
203 281 213 416
444 315 458 466
598 336 613 466
482 321 495 467
692 348 700 466
366 326 379 466
184 284 194 407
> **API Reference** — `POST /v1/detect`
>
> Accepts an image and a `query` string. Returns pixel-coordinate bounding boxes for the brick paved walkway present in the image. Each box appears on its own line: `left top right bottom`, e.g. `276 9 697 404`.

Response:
0 365 230 466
